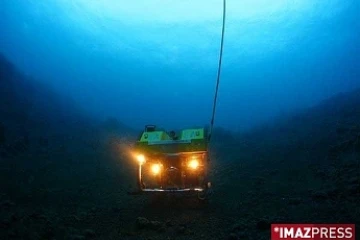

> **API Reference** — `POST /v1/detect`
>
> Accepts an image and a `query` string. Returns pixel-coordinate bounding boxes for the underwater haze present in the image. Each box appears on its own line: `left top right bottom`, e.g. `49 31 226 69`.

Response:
1 0 360 131
1 1 360 239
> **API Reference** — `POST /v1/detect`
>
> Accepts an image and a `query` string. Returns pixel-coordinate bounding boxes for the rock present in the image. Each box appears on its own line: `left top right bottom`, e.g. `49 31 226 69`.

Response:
252 176 266 185
311 191 328 201
288 197 302 205
267 169 279 176
238 232 247 238
228 233 239 240
70 214 81 221
84 229 96 238
326 188 341 199
0 122 5 145
29 212 47 221
176 225 187 235
0 200 15 208
150 221 163 230
11 213 22 221
157 225 166 232
231 221 245 232
79 211 88 219
256 219 270 231
27 175 35 184
8 230 18 238
43 226 55 239
28 231 41 240
136 217 166 232
0 219 10 228
111 207 121 213
136 217 150 229
165 219 173 227
70 234 86 240
346 183 360 195
348 176 358 185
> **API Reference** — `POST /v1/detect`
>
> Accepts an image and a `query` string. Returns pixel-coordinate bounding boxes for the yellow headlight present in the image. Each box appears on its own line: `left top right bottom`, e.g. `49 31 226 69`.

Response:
151 164 161 175
136 154 146 164
188 159 199 170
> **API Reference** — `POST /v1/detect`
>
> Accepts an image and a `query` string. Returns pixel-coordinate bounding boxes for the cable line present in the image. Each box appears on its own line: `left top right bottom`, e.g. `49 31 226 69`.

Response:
208 0 226 142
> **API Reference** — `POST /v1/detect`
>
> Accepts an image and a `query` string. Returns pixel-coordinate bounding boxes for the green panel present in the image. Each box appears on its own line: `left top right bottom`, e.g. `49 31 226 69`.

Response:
139 131 171 142
180 128 204 140
136 127 207 155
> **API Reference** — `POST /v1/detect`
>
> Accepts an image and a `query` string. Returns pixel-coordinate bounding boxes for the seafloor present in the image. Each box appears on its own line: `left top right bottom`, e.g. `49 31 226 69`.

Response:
0 56 359 239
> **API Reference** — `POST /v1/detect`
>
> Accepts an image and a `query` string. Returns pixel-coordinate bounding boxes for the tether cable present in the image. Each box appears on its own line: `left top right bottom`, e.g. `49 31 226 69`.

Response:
208 0 226 142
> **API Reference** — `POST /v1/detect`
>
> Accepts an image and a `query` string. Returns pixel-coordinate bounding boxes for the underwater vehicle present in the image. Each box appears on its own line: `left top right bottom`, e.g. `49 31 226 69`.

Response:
131 125 211 198
129 0 226 200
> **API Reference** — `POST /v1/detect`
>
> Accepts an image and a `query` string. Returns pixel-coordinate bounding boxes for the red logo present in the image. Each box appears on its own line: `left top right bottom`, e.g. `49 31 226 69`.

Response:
271 224 355 240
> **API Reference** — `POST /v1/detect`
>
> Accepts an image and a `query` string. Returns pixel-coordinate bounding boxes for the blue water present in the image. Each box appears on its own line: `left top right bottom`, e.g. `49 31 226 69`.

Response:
1 0 359 131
